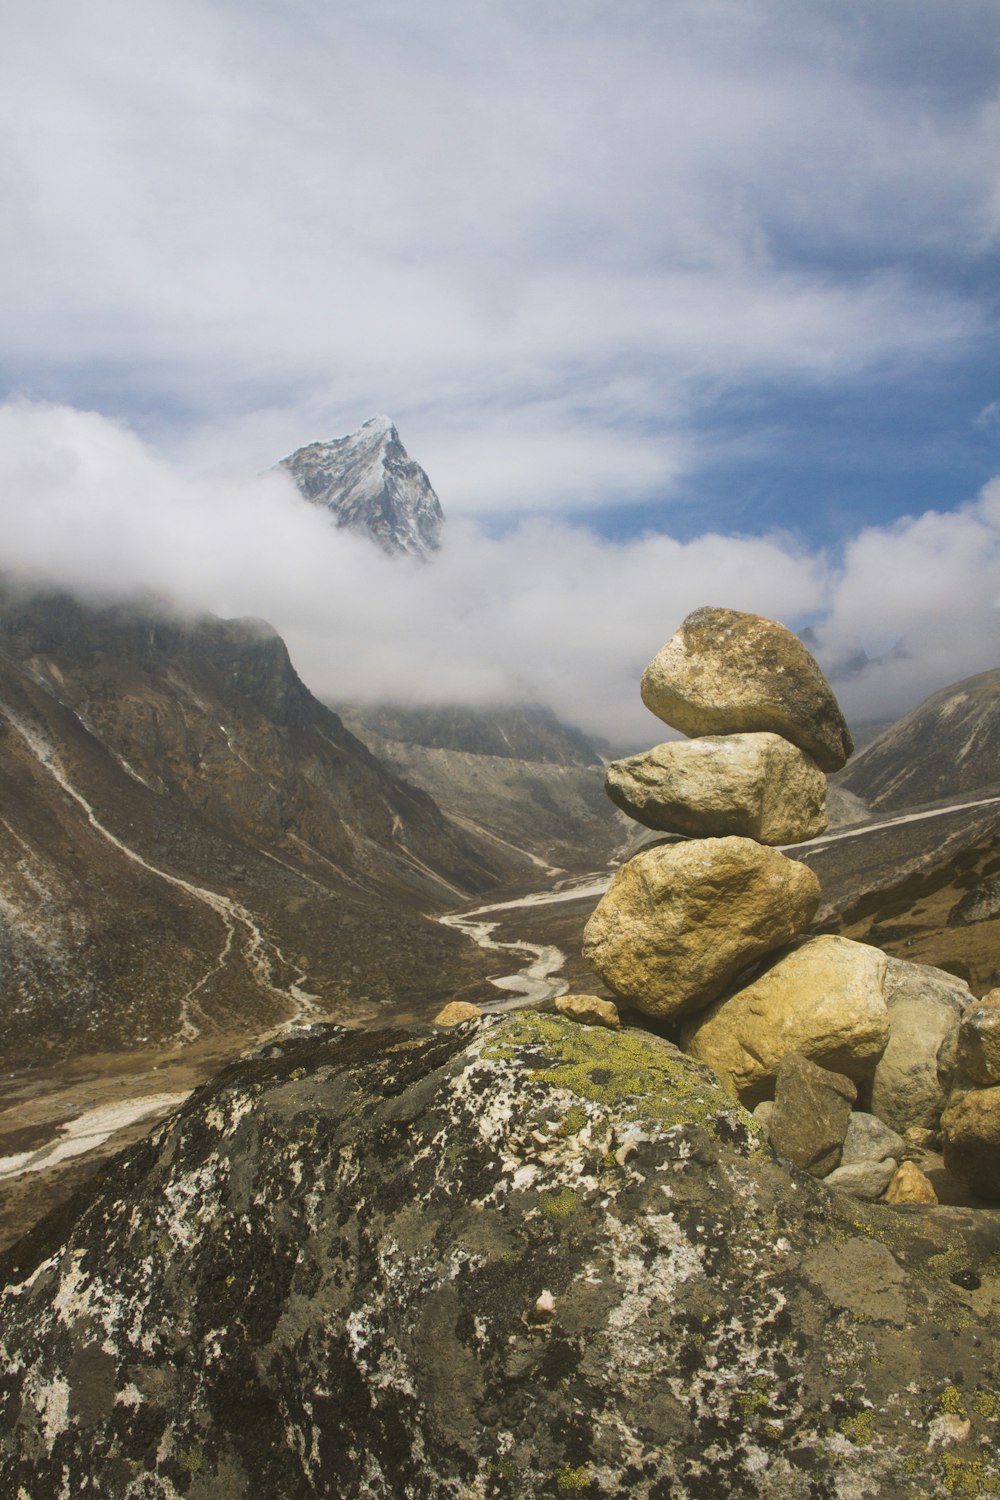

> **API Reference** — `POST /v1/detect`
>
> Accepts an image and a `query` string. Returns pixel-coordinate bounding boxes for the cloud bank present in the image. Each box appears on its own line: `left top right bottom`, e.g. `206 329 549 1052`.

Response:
2 401 998 747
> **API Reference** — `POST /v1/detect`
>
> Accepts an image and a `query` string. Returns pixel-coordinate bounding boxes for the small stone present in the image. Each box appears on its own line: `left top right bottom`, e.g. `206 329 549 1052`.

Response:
769 1053 856 1177
583 837 820 1022
904 1126 938 1151
752 1100 775 1132
432 1001 482 1027
682 936 890 1104
604 733 827 845
555 994 620 1029
639 606 854 772
884 1161 938 1205
524 1289 556 1327
823 1159 898 1200
840 1112 906 1167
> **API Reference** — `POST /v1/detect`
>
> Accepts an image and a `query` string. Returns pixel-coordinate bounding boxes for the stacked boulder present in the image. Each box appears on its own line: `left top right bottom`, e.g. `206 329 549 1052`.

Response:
584 606 980 1202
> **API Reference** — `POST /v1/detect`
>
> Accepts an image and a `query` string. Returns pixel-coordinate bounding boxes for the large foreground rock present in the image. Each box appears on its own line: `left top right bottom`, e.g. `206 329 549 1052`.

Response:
3 1014 1000 1499
640 606 854 772
682 935 890 1104
582 837 820 1020
868 959 971 1132
605 732 828 844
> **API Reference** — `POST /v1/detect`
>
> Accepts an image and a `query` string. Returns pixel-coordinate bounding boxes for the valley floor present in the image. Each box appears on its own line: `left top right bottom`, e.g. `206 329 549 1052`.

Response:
3 787 999 1254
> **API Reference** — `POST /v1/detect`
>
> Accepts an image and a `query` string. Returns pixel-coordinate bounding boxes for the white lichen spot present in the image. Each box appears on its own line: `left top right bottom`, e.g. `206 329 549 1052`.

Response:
927 1413 971 1450
35 1377 70 1449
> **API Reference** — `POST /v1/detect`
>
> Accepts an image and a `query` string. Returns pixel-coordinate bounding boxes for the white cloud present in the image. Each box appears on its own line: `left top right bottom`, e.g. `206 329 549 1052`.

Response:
1 401 997 747
0 1 995 514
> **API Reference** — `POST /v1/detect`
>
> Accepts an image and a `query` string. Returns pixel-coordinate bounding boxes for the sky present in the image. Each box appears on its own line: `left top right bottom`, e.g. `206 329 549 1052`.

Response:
1 0 999 745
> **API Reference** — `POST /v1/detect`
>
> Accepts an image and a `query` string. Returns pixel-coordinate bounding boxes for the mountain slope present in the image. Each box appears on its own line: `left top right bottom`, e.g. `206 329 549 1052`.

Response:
837 667 1000 811
278 414 444 558
0 592 504 1068
340 702 627 874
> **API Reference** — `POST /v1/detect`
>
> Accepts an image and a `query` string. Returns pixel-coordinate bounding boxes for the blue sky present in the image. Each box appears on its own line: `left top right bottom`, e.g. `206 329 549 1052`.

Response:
0 0 999 739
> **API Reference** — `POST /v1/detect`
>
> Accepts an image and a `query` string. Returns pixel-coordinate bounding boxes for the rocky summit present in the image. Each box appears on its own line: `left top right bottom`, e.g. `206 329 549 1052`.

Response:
640 606 854 772
279 414 445 559
3 1011 1000 1500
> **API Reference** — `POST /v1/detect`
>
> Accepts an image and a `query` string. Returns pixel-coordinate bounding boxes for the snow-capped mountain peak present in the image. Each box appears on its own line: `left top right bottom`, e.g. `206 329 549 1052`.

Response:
279 417 445 559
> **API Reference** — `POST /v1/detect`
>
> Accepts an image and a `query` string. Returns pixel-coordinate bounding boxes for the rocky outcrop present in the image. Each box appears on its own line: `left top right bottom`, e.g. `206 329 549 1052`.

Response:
681 936 890 1104
2 1012 1000 1499
640 606 854 772
582 837 820 1020
605 732 828 844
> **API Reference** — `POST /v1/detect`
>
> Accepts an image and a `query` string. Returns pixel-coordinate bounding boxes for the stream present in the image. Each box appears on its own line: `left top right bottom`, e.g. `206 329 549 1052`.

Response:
438 872 612 1009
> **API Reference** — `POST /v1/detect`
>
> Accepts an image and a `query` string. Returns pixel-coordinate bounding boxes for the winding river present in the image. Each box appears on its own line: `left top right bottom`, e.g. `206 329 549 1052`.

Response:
438 873 612 1008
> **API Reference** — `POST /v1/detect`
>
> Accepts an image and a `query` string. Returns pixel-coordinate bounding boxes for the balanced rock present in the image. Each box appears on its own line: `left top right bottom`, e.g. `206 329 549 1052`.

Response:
582 837 820 1021
605 732 827 845
682 935 889 1104
768 1052 856 1176
941 1084 1000 1200
640 606 854 772
554 993 620 1029
868 959 971 1132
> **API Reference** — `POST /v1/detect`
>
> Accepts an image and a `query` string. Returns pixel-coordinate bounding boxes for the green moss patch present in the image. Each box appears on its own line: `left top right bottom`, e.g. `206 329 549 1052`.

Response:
484 1011 766 1151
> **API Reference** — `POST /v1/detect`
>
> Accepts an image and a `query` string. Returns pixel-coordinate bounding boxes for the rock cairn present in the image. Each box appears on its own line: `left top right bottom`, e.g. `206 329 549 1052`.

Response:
583 605 991 1204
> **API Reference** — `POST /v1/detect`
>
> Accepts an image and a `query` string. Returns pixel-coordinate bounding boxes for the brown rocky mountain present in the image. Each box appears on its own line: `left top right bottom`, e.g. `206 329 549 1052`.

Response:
340 702 627 874
0 591 512 1072
837 666 1000 811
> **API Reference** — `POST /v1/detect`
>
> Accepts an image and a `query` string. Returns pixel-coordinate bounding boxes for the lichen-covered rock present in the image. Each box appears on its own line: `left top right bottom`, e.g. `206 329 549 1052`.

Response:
682 935 890 1104
640 607 854 772
604 732 828 844
768 1053 856 1177
941 1084 1000 1201
2 1014 1000 1499
554 993 620 1028
869 959 971 1132
582 837 820 1021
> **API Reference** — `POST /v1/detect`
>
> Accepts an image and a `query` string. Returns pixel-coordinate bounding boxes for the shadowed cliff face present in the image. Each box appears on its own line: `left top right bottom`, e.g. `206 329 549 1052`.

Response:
0 592 509 1067
2 1011 1000 1499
